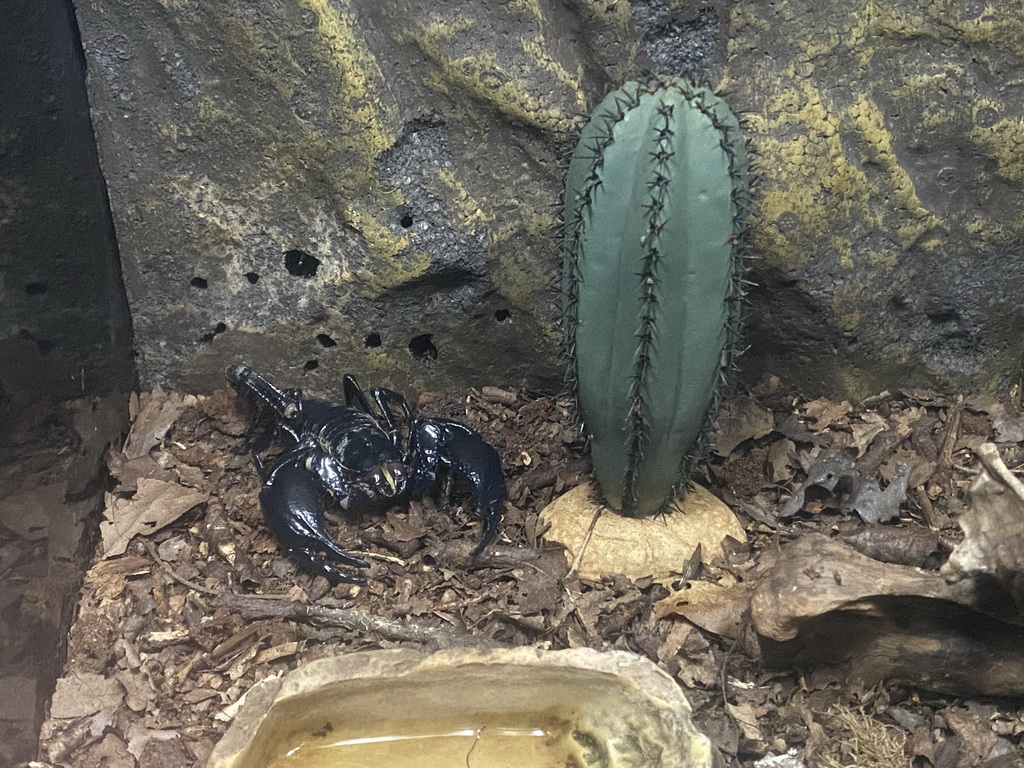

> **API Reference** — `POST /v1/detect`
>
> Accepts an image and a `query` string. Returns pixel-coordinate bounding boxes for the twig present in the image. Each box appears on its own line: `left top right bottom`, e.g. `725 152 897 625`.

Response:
940 395 964 467
212 592 504 649
913 486 942 531
142 537 219 595
570 505 604 576
719 634 741 708
423 540 542 568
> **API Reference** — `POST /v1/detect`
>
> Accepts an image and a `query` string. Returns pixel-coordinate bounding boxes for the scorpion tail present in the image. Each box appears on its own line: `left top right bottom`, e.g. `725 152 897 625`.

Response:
229 365 302 420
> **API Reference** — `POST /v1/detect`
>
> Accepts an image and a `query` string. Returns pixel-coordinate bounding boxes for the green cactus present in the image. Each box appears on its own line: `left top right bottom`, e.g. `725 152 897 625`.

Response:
562 76 750 516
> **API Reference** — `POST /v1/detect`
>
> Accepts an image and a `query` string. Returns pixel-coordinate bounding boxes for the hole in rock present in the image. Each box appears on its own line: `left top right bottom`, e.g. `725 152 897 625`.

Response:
284 249 321 278
408 333 438 361
317 333 337 348
926 308 958 324
245 272 260 284
303 359 320 372
25 282 48 295
200 322 228 344
400 214 414 228
364 332 382 348
16 329 56 355
190 277 208 289
494 308 511 322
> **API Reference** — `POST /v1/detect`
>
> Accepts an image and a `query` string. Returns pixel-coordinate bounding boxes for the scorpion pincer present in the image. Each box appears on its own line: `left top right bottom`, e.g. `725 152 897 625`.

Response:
229 365 505 583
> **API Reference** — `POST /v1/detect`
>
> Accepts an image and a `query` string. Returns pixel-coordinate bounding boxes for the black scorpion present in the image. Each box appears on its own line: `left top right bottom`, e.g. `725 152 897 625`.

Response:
230 365 505 583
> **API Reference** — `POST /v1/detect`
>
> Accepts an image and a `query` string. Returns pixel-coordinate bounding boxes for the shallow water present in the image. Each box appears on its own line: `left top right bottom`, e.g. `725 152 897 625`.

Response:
266 716 588 768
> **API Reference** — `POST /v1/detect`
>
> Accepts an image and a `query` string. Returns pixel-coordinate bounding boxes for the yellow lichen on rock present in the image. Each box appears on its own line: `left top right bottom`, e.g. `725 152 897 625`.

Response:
731 0 1024 278
958 2 1024 52
725 0 1024 394
489 214 557 319
846 94 943 255
429 169 489 231
409 18 579 133
970 115 1024 184
298 0 398 159
747 77 869 271
520 35 588 118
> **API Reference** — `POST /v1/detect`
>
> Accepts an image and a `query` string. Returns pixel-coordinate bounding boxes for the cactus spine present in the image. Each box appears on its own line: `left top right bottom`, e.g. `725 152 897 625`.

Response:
562 77 749 516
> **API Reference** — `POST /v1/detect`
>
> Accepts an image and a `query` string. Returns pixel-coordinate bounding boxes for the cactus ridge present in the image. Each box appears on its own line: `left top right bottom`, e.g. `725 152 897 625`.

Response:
561 76 750 516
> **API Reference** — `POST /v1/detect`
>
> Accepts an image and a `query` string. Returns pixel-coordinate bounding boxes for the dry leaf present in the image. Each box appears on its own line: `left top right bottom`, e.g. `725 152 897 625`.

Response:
942 708 1000 764
125 724 183 760
726 701 763 743
100 478 205 558
654 580 751 640
766 438 799 484
712 398 775 456
49 672 125 719
891 405 925 439
655 620 694 663
849 412 887 456
802 398 852 429
540 482 746 582
122 388 190 460
108 452 175 492
386 507 429 542
255 642 300 665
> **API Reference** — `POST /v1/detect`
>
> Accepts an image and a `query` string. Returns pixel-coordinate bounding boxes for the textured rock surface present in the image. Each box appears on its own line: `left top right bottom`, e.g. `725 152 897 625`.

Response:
70 0 641 398
72 0 1024 399
727 1 1024 396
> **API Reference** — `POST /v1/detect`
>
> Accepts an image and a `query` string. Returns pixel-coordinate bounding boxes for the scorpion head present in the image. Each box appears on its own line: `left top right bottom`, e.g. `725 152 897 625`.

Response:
365 461 408 499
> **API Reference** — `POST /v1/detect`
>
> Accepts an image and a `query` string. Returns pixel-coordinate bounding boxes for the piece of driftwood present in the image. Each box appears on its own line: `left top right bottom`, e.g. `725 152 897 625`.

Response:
752 444 1024 697
212 593 503 650
942 442 1024 624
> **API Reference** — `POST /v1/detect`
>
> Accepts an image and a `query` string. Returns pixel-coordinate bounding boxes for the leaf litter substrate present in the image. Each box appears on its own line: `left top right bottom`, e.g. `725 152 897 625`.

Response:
37 378 1024 768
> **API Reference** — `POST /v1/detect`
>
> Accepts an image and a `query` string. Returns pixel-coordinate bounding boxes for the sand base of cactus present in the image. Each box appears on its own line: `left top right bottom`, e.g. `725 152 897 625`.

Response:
539 482 745 582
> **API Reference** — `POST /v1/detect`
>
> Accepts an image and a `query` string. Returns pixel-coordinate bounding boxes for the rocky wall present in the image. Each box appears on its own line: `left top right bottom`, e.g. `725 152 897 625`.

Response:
727 0 1024 397
71 0 1024 399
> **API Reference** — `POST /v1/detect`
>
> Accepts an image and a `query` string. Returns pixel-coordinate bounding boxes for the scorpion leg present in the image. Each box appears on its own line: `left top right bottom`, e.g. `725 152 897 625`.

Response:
259 455 370 583
409 419 505 557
